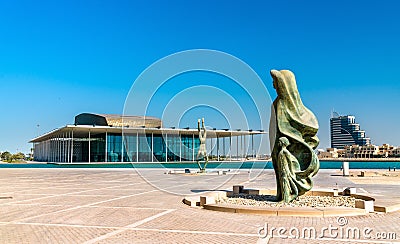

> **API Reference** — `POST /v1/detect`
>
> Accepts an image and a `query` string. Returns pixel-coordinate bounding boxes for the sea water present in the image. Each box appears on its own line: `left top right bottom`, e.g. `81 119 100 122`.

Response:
1 161 400 169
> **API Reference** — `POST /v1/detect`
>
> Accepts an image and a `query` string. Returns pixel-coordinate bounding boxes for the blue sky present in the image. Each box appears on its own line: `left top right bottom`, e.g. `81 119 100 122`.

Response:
1 0 400 153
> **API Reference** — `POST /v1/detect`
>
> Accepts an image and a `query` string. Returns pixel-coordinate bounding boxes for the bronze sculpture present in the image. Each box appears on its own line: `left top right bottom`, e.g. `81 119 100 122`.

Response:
196 118 208 172
269 70 320 202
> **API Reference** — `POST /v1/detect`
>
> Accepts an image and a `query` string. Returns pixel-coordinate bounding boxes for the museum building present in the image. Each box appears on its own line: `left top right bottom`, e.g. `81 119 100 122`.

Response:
30 113 264 163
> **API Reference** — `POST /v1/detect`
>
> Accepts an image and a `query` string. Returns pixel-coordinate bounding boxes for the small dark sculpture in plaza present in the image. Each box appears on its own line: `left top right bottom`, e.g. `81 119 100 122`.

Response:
196 118 208 173
269 70 320 202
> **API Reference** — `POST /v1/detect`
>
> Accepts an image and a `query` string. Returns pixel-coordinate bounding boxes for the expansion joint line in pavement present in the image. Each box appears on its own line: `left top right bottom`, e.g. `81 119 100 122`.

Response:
83 209 176 244
3 181 148 205
11 180 196 223
12 189 159 223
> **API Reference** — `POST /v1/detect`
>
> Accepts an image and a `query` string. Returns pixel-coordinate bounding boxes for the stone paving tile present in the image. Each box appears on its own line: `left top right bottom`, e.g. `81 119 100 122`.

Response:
0 224 115 244
20 195 114 206
1 169 400 244
0 186 43 194
95 229 259 244
138 207 260 234
0 205 67 222
92 192 181 208
266 238 369 243
0 194 51 205
24 207 166 228
71 188 151 197
101 184 154 191
14 187 94 195
26 183 94 188
138 205 400 242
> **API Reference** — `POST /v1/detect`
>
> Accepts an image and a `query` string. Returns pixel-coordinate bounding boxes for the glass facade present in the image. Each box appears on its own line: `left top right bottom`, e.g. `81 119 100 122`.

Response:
107 133 122 162
101 133 200 162
91 133 106 162
31 113 262 163
330 115 371 149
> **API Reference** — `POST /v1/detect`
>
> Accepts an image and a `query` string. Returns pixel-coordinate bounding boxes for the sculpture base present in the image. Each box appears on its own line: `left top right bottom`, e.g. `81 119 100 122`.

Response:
183 186 396 217
166 169 238 176
196 160 208 173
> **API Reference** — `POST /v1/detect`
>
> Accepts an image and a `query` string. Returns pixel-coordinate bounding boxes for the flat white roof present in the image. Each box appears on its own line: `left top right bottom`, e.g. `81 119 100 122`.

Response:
30 125 266 143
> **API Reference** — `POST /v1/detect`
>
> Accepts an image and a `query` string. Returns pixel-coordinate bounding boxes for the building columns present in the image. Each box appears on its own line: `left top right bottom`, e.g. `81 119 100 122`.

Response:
88 130 91 163
70 129 74 163
243 135 245 160
105 131 108 163
67 130 70 163
236 136 239 161
179 134 182 162
223 137 226 160
136 132 139 162
165 133 168 163
121 132 123 163
59 133 61 162
251 134 254 159
151 133 154 163
217 136 219 161
192 133 195 162
229 136 232 161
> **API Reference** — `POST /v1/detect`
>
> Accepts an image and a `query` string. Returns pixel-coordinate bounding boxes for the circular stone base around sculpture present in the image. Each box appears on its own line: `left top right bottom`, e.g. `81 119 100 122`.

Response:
182 186 392 217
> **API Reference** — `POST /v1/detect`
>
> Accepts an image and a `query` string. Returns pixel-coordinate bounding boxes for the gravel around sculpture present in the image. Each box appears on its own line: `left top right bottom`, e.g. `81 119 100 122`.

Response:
219 194 356 208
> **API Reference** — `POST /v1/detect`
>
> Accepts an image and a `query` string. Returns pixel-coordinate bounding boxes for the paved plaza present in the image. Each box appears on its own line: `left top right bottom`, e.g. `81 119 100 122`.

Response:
0 167 400 243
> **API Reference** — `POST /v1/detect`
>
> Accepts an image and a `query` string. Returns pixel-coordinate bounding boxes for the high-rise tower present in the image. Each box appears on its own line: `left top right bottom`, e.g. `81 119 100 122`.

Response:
330 113 371 149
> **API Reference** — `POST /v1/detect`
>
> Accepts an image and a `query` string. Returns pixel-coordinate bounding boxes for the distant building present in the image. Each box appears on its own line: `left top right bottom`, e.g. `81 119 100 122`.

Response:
344 144 379 158
391 148 400 157
338 144 399 159
321 131 400 159
317 148 339 159
30 113 264 163
330 114 371 149
378 144 396 158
